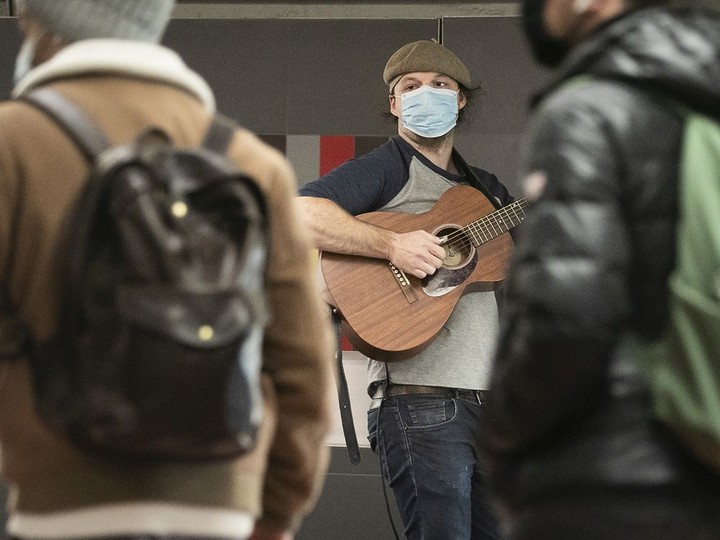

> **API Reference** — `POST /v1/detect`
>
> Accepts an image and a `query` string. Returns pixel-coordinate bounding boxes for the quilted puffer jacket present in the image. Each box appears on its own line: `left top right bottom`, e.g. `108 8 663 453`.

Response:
483 5 720 509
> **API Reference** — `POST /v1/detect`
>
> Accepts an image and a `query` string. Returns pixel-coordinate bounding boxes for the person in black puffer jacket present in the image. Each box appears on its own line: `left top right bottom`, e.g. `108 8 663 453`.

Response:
482 0 720 538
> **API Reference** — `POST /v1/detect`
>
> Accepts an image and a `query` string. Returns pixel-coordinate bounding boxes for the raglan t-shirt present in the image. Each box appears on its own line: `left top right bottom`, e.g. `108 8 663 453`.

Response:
300 136 514 392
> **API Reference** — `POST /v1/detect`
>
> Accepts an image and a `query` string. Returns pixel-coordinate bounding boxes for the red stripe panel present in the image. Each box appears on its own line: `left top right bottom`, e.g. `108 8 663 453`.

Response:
320 136 356 351
320 135 355 176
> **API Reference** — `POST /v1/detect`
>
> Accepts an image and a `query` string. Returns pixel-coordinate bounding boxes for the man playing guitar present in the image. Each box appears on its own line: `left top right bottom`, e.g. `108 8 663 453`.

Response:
298 40 516 540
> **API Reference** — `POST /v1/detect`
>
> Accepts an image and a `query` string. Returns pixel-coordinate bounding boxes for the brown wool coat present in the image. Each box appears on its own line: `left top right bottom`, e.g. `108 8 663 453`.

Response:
0 74 334 533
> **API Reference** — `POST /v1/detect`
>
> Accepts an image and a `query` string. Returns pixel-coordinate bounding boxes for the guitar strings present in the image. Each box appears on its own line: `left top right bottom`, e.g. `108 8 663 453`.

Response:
443 217 516 250
440 199 528 252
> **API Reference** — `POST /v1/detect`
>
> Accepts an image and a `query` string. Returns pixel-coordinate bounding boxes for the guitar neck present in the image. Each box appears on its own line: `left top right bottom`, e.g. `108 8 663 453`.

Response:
463 198 528 246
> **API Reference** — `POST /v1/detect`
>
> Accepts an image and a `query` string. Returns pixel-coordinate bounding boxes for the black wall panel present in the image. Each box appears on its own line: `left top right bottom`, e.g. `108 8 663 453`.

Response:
164 18 437 136
444 16 551 195
0 19 21 100
445 16 549 134
163 19 289 134
284 18 437 135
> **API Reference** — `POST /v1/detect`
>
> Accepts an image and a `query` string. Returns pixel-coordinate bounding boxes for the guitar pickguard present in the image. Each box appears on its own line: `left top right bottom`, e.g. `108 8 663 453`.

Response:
422 224 477 297
422 252 478 297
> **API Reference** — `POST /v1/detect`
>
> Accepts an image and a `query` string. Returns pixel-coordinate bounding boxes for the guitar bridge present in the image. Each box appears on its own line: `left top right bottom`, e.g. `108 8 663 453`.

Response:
388 262 418 304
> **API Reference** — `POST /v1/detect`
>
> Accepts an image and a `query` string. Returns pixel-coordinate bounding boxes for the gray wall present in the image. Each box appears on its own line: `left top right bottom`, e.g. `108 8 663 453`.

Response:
162 18 438 136
158 16 549 193
0 15 548 191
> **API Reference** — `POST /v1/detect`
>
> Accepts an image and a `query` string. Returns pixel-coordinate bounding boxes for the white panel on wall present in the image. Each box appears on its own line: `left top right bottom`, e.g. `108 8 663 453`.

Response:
325 351 372 448
286 135 320 187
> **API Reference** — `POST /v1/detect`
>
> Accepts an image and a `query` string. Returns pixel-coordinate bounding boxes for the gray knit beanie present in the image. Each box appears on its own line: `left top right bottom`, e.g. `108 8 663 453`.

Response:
17 0 176 43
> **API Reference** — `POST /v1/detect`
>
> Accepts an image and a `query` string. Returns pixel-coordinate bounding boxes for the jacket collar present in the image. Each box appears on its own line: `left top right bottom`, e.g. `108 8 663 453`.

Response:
532 6 720 116
12 39 215 111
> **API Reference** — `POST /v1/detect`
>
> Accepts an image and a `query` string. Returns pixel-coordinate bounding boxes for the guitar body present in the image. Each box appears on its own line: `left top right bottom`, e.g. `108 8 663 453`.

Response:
320 185 517 362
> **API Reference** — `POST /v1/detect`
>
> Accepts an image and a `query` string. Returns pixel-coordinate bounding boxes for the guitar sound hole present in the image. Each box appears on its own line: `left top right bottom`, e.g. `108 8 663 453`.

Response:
437 226 473 270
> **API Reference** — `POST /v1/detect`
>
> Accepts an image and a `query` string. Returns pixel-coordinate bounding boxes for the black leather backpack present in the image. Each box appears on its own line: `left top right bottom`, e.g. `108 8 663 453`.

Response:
1 88 269 460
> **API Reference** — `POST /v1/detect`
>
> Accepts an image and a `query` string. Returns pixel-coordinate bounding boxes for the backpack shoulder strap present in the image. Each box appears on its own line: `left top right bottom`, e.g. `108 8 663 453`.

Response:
22 88 110 163
202 113 237 155
200 113 268 219
4 90 110 359
26 89 240 160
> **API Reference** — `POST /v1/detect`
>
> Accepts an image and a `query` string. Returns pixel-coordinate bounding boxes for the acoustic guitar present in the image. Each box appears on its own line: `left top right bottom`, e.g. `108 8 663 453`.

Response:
320 185 528 362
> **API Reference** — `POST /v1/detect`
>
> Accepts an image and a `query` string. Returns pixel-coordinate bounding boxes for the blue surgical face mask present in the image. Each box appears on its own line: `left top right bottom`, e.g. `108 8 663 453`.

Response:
399 85 459 139
14 34 39 86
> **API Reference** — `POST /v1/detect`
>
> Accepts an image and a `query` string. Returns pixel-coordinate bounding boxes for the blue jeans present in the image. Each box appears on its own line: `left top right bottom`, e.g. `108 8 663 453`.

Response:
368 393 499 540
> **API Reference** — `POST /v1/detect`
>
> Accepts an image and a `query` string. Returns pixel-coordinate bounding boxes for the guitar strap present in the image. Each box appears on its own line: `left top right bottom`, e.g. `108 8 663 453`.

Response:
454 150 517 310
332 308 361 464
453 151 503 211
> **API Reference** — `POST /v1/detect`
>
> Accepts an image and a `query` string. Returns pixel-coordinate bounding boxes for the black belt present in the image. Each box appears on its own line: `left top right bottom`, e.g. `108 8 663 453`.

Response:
385 384 487 404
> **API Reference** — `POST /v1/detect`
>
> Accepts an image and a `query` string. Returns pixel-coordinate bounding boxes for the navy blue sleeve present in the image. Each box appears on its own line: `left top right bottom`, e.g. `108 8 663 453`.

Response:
298 139 409 216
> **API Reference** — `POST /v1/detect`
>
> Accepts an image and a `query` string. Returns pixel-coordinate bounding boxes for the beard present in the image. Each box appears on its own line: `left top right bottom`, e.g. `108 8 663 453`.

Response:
403 128 454 152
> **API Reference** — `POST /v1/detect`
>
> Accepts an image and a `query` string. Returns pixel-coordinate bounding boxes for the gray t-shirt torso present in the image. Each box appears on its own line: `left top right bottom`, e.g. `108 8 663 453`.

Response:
299 136 513 393
366 156 499 391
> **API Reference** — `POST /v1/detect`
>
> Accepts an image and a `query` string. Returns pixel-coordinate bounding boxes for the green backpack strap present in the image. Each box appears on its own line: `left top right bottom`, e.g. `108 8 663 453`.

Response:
555 75 720 470
619 99 720 471
648 110 720 469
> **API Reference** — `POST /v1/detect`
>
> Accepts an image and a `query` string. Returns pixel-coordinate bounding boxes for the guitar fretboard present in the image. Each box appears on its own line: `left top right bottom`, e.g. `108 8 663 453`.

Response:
464 198 528 246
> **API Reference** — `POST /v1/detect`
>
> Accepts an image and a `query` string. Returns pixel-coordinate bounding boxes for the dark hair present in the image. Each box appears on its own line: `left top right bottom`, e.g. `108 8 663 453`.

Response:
458 85 481 126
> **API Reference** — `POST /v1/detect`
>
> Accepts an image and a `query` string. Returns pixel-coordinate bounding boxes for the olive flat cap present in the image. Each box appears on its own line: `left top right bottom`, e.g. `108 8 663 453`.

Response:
383 39 480 90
